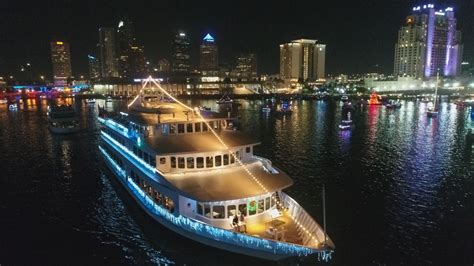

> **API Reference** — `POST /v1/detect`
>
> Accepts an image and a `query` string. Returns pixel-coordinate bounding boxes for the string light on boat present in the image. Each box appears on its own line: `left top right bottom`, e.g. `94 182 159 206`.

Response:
140 77 328 249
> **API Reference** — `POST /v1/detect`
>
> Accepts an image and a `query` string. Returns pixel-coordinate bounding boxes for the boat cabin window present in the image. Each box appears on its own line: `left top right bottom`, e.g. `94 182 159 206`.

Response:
208 121 214 130
170 124 176 134
258 199 264 214
202 123 208 132
204 204 211 218
187 157 195 168
238 203 247 216
178 124 185 134
230 153 235 164
159 157 166 165
171 157 176 168
227 205 237 218
215 155 222 167
178 157 185 168
206 156 213 168
155 191 163 204
195 123 201 132
246 147 251 153
196 157 204 168
236 151 240 160
197 203 203 215
212 205 225 219
265 197 270 210
162 124 169 135
186 123 193 133
223 154 229 165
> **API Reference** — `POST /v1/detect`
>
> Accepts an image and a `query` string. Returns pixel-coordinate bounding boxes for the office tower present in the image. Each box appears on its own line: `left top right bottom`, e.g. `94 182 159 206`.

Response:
50 41 72 85
128 44 147 78
394 4 463 78
88 55 101 81
279 39 326 81
172 31 191 73
235 53 257 80
117 18 133 79
157 58 171 72
98 27 118 78
200 33 218 76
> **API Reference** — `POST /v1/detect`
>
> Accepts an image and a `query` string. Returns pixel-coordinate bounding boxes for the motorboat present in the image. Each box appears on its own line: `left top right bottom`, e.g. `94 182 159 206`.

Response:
339 112 354 130
47 105 80 133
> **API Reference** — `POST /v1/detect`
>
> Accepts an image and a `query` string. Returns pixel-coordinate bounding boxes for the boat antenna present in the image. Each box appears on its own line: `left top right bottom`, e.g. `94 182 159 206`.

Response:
323 184 327 247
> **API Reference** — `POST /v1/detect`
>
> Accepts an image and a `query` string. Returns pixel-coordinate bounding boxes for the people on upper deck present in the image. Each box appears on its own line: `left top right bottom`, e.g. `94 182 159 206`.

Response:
239 212 247 233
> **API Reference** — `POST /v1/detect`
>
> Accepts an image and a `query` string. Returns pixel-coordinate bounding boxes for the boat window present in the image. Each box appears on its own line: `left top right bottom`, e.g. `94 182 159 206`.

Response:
208 121 214 130
162 124 169 135
178 124 185 134
271 193 276 207
197 203 203 215
155 191 162 204
202 123 208 132
265 197 270 210
196 157 204 168
159 157 166 165
195 123 201 132
186 123 193 133
206 156 213 168
230 153 235 164
187 157 195 168
257 199 264 214
221 120 226 128
171 157 176 168
223 154 229 165
236 151 240 159
150 156 156 167
204 204 211 218
227 205 237 218
165 197 175 213
212 205 225 219
170 124 176 134
215 155 222 166
246 146 251 153
238 203 247 216
178 157 185 168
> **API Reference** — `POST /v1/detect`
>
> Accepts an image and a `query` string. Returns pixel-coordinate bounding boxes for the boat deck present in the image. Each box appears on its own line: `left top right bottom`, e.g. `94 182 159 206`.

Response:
245 212 304 245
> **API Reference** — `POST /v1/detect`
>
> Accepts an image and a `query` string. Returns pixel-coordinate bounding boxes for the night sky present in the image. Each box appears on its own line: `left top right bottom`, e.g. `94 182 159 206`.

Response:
1 0 473 78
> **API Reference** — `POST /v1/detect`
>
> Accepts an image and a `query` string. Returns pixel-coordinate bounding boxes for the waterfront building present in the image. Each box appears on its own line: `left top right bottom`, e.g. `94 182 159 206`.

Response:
98 27 119 78
88 55 101 81
199 33 219 76
394 4 463 78
279 39 326 82
172 31 191 73
50 41 72 85
234 53 258 81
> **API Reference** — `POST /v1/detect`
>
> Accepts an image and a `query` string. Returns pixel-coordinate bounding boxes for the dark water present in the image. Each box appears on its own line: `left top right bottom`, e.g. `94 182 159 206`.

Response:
0 98 473 265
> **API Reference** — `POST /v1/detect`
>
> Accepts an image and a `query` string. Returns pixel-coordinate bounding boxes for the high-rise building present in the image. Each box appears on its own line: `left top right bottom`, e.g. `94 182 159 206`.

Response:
117 18 133 79
279 39 326 81
88 55 101 81
200 33 218 76
172 31 191 73
128 44 147 79
98 27 118 78
157 58 171 73
394 4 463 78
234 53 257 80
50 41 72 85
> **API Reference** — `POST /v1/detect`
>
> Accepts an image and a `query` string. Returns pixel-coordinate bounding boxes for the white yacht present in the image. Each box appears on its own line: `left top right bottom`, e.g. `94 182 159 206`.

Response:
98 81 334 261
47 105 80 133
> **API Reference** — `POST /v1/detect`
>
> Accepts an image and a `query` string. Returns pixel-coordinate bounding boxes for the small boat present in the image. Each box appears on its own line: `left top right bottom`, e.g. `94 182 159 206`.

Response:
8 104 18 111
47 105 80 133
106 96 113 103
385 100 402 109
342 101 354 111
339 112 354 130
216 94 234 104
341 95 349 102
86 98 96 104
275 101 293 116
367 91 382 105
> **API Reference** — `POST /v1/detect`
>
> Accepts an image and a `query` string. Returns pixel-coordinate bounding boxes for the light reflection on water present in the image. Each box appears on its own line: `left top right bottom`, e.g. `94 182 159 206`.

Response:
0 98 473 265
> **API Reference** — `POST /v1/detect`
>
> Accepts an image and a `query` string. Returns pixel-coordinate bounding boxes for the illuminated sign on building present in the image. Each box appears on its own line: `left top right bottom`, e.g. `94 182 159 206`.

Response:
203 33 215 42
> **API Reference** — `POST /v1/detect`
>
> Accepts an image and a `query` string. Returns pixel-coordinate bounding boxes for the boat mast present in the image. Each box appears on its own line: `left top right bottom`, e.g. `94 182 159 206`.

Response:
322 184 327 247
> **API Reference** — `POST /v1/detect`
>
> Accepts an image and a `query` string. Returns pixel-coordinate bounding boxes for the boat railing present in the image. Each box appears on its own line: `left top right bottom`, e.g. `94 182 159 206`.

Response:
279 191 334 249
253 156 279 174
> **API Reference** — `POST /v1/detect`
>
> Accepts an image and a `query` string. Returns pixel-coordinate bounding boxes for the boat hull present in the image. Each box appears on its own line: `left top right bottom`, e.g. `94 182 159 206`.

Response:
99 148 325 261
49 125 80 134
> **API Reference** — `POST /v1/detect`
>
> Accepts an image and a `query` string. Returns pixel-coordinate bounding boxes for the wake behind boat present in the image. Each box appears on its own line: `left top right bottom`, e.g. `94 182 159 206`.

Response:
98 78 334 261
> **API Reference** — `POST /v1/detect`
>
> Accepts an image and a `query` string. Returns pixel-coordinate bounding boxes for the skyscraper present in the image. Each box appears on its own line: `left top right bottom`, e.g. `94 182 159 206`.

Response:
98 27 118 78
172 31 191 73
394 4 463 78
117 18 133 79
128 44 147 79
199 33 218 76
50 41 72 85
279 39 326 81
235 53 257 80
88 55 101 81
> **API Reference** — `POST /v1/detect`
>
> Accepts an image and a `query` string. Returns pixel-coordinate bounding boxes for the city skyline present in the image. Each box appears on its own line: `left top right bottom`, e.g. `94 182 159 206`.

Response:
1 0 473 78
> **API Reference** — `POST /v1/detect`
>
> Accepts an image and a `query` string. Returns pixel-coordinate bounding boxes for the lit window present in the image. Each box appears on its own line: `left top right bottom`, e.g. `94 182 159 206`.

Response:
178 157 185 168
178 124 185 133
227 205 237 218
186 123 193 133
160 157 166 164
223 154 229 165
212 205 225 219
196 157 204 168
187 157 195 168
195 123 201 132
215 155 222 166
171 157 176 168
206 156 213 167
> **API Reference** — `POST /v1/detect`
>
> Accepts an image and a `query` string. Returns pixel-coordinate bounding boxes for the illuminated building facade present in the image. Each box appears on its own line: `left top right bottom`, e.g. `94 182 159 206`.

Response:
394 4 463 78
50 41 72 85
172 31 191 73
199 33 219 76
98 27 119 78
117 18 134 79
88 55 101 81
157 58 171 73
234 53 257 81
279 39 326 81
